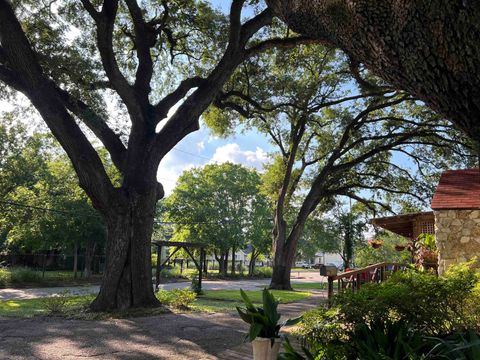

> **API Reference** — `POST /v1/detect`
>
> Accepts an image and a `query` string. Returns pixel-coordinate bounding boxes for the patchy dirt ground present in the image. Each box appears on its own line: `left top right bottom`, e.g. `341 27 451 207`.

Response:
0 292 325 360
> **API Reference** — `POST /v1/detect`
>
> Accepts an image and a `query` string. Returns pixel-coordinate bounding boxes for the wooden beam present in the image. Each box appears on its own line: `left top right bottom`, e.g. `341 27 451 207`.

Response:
152 240 207 248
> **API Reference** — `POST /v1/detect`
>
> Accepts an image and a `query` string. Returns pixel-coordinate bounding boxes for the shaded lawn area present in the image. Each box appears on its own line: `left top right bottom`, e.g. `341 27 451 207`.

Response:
0 268 102 288
0 295 96 317
193 289 311 313
254 282 327 291
0 289 311 318
291 282 327 290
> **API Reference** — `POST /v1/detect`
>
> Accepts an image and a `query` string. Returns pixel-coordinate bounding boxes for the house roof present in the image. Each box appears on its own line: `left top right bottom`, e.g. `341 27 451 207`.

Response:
370 211 434 239
431 169 480 210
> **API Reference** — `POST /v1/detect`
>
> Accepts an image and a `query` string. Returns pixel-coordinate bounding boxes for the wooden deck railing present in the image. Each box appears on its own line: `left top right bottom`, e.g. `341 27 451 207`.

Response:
327 262 407 303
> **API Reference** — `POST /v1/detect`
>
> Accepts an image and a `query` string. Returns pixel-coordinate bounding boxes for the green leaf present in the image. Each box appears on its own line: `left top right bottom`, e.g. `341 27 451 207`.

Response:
282 315 303 328
262 288 279 326
240 289 256 311
236 307 252 324
249 322 263 342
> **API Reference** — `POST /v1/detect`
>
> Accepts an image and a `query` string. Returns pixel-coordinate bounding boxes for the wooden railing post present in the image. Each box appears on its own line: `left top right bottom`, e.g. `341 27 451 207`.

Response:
155 245 162 290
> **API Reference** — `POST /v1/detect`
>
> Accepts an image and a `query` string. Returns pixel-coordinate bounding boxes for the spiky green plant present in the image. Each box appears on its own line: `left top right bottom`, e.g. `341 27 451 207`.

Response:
236 288 301 343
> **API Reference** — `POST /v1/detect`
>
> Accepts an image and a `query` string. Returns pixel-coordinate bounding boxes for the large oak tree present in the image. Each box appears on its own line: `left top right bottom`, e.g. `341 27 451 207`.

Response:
0 0 310 310
210 44 473 289
266 0 480 152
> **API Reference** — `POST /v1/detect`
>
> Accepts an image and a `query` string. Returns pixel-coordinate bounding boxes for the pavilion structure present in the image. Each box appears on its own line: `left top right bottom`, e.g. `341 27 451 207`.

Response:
152 240 207 291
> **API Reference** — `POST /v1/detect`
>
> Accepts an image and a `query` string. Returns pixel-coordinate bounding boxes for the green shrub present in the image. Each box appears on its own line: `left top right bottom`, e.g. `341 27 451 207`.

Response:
159 266 182 278
156 288 196 309
293 261 480 359
10 267 42 283
293 307 348 359
41 290 70 315
191 275 202 294
334 262 480 335
254 266 272 278
0 267 11 287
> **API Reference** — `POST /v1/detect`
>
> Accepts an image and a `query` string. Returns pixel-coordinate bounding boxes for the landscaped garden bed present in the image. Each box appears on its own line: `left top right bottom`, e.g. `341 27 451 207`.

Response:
280 260 480 359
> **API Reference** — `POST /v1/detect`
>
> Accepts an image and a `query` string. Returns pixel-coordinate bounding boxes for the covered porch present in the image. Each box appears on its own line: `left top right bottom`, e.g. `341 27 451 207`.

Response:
370 211 435 240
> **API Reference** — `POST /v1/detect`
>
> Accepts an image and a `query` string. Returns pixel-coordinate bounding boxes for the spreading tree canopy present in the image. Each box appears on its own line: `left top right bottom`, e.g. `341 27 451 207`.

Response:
0 0 313 310
208 43 474 289
162 162 271 276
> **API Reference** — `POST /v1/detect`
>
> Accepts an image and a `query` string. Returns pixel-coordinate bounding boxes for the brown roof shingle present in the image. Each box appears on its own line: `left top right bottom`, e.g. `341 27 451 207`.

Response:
431 169 480 210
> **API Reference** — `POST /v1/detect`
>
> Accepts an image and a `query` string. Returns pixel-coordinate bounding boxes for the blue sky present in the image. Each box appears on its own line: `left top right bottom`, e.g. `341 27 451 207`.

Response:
157 1 275 195
157 125 274 194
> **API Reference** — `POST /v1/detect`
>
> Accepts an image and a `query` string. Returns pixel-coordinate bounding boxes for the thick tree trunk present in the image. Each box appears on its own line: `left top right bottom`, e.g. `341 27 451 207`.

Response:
248 251 257 277
216 251 228 277
270 217 294 290
231 246 236 276
270 206 310 290
73 241 78 279
90 192 160 311
222 249 229 277
83 241 96 279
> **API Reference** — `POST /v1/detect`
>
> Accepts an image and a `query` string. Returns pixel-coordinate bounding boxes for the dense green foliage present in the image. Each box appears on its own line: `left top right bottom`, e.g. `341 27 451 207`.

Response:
290 261 480 359
0 126 111 260
156 288 197 309
162 163 271 275
354 232 411 267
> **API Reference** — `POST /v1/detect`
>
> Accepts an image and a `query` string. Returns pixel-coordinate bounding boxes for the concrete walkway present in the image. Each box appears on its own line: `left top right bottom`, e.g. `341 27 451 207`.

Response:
0 272 325 300
0 291 326 360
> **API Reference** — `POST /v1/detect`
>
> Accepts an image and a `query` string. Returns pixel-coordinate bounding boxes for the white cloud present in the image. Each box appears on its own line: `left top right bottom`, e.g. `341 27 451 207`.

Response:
209 143 269 170
196 141 205 151
157 151 196 196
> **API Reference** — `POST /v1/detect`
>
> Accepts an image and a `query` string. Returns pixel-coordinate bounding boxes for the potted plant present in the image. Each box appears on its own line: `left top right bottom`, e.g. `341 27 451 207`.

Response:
236 288 302 360
394 244 406 252
368 239 384 249
414 233 438 273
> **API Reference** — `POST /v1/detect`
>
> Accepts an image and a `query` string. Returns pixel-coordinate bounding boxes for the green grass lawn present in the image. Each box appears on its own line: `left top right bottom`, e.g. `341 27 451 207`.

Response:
200 289 311 303
193 289 311 313
292 282 327 290
0 295 96 317
0 289 311 318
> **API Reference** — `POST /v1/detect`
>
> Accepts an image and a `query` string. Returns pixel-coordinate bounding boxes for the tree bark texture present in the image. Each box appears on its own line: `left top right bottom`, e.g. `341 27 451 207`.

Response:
231 246 236 276
269 215 295 290
267 0 480 144
248 250 257 276
91 190 159 311
83 241 96 279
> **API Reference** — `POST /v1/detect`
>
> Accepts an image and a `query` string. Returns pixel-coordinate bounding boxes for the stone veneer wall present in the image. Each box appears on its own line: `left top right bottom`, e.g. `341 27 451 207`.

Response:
434 209 480 275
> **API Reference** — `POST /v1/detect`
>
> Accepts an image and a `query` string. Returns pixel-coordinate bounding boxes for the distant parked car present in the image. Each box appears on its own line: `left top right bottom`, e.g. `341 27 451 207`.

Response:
312 263 322 269
294 261 312 269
